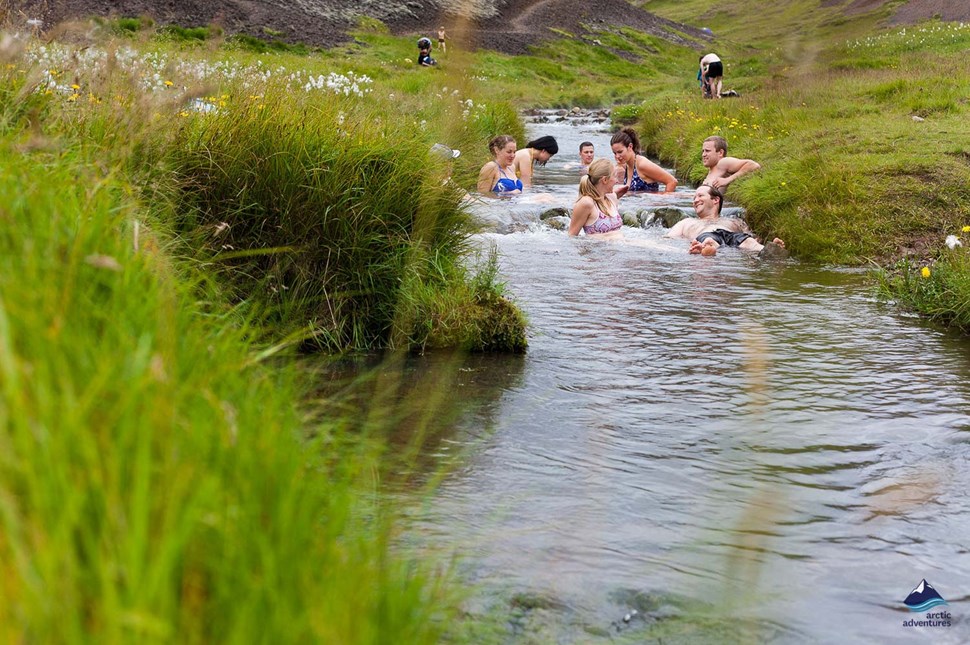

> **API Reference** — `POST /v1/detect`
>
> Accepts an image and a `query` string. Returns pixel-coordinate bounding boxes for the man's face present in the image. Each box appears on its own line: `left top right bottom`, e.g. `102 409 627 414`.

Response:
701 141 723 169
693 186 717 216
580 145 594 165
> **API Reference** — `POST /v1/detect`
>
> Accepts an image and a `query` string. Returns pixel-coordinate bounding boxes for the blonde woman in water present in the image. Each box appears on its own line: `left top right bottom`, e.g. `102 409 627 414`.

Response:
569 158 623 238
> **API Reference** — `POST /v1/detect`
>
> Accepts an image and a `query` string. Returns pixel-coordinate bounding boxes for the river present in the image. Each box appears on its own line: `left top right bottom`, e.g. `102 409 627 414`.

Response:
387 114 970 643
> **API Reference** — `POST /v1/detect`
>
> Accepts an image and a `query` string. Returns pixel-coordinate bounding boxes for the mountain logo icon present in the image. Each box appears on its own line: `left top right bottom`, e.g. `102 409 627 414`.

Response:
903 579 948 612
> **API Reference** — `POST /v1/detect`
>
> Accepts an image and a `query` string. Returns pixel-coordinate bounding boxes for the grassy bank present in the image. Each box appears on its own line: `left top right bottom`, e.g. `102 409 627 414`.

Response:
20 26 526 352
0 126 454 642
624 2 970 328
0 25 533 641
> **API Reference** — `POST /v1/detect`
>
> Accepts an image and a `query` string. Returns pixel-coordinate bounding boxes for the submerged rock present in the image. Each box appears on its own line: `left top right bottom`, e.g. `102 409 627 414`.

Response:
543 216 569 231
652 207 689 228
539 207 569 220
759 240 790 260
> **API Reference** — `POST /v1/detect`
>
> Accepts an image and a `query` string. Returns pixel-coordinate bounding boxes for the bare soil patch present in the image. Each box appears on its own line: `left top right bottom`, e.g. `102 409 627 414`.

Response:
5 0 709 53
6 0 969 54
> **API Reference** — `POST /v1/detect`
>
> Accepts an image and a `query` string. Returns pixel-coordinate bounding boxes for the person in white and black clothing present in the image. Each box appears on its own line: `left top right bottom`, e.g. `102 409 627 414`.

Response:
700 52 723 99
417 37 436 66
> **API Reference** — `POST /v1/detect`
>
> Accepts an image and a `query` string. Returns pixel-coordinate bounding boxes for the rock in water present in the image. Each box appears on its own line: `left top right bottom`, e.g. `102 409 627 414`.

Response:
759 241 790 259
652 207 688 228
539 207 568 220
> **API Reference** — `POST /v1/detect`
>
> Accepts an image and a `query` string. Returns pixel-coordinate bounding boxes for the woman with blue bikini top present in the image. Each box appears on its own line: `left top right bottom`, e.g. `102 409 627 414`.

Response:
610 127 678 194
569 158 624 238
477 134 523 196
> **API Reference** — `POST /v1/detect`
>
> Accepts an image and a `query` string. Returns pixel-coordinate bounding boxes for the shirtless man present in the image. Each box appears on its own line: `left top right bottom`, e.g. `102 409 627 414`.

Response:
666 184 785 256
578 141 595 171
701 136 761 193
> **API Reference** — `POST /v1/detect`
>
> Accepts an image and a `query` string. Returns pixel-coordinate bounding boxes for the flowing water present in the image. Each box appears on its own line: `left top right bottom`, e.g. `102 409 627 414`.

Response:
389 115 970 643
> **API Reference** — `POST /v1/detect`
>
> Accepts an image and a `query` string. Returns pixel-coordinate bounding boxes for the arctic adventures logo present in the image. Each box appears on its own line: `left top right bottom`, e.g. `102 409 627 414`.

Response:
901 579 951 628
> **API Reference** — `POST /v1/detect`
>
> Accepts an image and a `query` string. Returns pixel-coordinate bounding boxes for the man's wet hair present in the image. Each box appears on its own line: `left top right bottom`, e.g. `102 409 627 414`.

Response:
579 141 593 151
699 183 724 215
704 135 728 155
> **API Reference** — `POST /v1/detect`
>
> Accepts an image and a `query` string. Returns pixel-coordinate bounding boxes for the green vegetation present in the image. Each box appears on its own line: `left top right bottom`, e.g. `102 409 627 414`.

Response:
0 19 528 642
7 1 970 638
0 107 454 644
877 230 970 331
626 3 970 323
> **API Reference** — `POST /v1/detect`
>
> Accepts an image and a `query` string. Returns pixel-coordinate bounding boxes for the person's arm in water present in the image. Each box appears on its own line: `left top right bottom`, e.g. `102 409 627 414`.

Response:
568 197 594 236
636 156 678 194
476 163 499 195
514 149 533 187
611 165 629 199
709 156 761 190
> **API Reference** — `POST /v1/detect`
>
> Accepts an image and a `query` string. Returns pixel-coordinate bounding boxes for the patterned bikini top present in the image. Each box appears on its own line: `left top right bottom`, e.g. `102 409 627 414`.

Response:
583 206 623 235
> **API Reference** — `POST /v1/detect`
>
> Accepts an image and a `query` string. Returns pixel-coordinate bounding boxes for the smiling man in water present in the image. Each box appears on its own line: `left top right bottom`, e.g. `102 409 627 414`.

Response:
578 141 595 171
665 184 785 257
701 135 761 193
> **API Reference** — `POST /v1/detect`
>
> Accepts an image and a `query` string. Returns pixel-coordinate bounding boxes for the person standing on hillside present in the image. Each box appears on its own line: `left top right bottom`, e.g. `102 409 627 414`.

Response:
701 135 761 193
697 55 712 98
700 52 723 98
437 27 447 54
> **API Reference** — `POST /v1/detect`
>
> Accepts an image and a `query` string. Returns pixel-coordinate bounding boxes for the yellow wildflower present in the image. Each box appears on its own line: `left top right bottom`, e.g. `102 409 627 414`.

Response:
164 80 174 87
962 225 970 233
921 267 931 278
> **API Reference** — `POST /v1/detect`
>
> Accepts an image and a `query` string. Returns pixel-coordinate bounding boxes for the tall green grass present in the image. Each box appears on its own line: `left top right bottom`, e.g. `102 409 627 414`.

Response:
0 28 532 642
0 136 453 641
162 85 523 351
19 30 526 352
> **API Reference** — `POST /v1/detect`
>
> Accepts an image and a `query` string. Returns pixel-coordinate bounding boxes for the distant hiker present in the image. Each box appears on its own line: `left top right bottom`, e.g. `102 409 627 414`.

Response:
697 55 712 99
700 52 723 98
477 135 522 195
701 135 761 192
666 185 785 256
610 127 678 194
579 141 595 172
437 27 447 53
513 135 558 187
417 37 436 66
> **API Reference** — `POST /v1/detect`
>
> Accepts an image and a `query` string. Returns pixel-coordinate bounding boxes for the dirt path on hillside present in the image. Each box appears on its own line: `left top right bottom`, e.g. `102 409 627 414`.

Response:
7 0 970 53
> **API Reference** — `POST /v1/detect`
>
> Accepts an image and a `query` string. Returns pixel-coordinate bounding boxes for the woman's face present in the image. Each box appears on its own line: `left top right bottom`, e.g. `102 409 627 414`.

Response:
598 168 617 194
536 149 553 164
611 143 634 164
496 141 517 165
